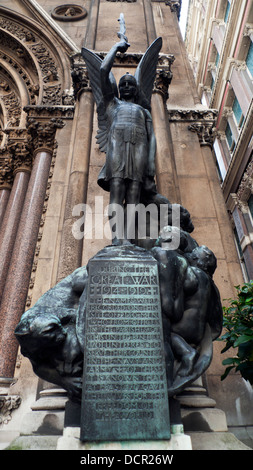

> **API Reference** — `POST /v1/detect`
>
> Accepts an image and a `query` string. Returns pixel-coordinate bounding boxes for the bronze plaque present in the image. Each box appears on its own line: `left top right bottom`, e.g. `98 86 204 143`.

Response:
80 252 170 441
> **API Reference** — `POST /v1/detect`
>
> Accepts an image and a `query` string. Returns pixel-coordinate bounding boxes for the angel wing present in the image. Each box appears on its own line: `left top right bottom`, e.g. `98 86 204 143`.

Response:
135 37 162 111
81 47 118 153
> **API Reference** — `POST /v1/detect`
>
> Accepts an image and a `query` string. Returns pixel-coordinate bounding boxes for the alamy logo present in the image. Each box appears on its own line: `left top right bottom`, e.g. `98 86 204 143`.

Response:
72 197 181 250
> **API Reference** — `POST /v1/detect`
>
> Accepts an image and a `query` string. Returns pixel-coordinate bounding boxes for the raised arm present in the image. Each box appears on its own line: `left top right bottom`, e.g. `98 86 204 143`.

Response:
100 40 130 101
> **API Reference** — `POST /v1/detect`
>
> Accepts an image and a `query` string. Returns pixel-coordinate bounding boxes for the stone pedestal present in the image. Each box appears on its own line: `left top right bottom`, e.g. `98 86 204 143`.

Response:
177 378 228 433
57 426 192 450
79 245 171 442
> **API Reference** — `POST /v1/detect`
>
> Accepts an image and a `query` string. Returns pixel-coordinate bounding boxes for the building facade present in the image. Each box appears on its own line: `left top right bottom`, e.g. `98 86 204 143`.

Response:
185 0 253 281
0 0 252 450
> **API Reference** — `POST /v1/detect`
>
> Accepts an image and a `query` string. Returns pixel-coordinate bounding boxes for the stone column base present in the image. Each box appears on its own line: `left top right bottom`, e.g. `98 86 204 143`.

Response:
56 426 193 450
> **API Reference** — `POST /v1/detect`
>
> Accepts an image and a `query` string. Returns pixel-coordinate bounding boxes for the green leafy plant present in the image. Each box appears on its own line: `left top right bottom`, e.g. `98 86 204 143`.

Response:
219 281 253 384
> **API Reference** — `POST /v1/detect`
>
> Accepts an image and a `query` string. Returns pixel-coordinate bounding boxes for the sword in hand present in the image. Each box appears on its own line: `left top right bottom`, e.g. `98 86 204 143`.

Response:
117 13 130 52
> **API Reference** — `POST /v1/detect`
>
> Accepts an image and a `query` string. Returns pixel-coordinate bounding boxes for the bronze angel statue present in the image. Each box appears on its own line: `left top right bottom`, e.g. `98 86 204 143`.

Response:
81 15 162 244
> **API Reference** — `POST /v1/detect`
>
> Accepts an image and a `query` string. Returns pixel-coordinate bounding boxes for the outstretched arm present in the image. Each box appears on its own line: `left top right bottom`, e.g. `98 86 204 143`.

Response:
100 40 129 100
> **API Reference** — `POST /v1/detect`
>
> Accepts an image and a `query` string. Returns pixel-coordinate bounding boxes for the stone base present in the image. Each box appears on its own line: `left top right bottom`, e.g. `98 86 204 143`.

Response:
181 407 228 432
187 432 252 450
56 427 192 450
5 435 60 450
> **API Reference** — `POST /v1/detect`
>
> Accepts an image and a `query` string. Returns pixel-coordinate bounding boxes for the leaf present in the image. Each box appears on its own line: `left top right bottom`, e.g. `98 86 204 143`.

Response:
221 342 234 354
222 357 239 366
234 335 253 347
221 366 235 381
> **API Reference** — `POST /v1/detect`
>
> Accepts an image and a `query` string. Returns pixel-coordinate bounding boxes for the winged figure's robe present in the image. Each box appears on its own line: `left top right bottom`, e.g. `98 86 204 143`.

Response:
97 97 152 191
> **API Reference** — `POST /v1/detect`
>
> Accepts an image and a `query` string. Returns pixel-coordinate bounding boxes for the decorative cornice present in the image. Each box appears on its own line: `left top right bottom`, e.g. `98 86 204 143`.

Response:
167 108 218 122
24 105 75 120
167 108 218 147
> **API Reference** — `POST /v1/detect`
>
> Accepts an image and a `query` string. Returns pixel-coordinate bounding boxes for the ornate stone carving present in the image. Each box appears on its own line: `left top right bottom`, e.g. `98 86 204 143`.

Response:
154 70 173 100
0 53 37 106
27 117 65 154
24 105 75 121
8 141 32 174
0 395 21 426
0 154 13 189
188 122 217 147
29 43 59 84
167 108 218 147
42 85 62 105
165 1 182 19
152 0 182 18
236 158 253 210
51 5 88 21
168 108 218 121
0 15 64 106
244 23 253 38
1 91 21 127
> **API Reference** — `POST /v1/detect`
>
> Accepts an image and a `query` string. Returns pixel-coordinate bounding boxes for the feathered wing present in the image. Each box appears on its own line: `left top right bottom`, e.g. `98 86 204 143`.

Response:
81 47 118 153
134 37 163 110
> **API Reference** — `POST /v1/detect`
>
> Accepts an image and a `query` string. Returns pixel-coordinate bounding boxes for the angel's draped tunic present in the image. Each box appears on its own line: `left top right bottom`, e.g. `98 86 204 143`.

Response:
97 97 152 191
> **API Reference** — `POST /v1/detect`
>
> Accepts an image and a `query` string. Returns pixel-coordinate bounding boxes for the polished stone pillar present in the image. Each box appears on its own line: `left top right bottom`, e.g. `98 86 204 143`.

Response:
143 0 157 45
0 148 53 378
0 188 10 228
0 156 13 228
56 90 94 281
152 92 180 203
84 0 100 49
0 169 30 303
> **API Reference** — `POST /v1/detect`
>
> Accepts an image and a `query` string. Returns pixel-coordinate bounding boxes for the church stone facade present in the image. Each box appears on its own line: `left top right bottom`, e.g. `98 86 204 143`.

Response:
0 0 252 450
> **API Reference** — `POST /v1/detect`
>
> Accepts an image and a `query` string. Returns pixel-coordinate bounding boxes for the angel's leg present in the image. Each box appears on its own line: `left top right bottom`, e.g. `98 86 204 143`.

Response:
109 177 126 245
125 180 141 243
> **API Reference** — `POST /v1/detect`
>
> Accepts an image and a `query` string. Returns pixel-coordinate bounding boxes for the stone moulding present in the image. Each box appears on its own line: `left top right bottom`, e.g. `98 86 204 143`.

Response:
23 105 75 121
167 108 218 147
51 5 88 22
0 10 70 107
222 101 253 200
167 108 218 122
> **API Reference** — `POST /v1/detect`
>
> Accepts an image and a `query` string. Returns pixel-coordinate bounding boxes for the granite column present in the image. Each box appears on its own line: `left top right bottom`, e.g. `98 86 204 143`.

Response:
0 141 32 303
0 155 13 228
0 118 63 379
152 86 180 203
0 189 10 228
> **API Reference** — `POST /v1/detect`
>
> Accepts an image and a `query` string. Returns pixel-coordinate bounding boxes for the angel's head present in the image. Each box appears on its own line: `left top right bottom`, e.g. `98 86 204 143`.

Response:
119 73 138 101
